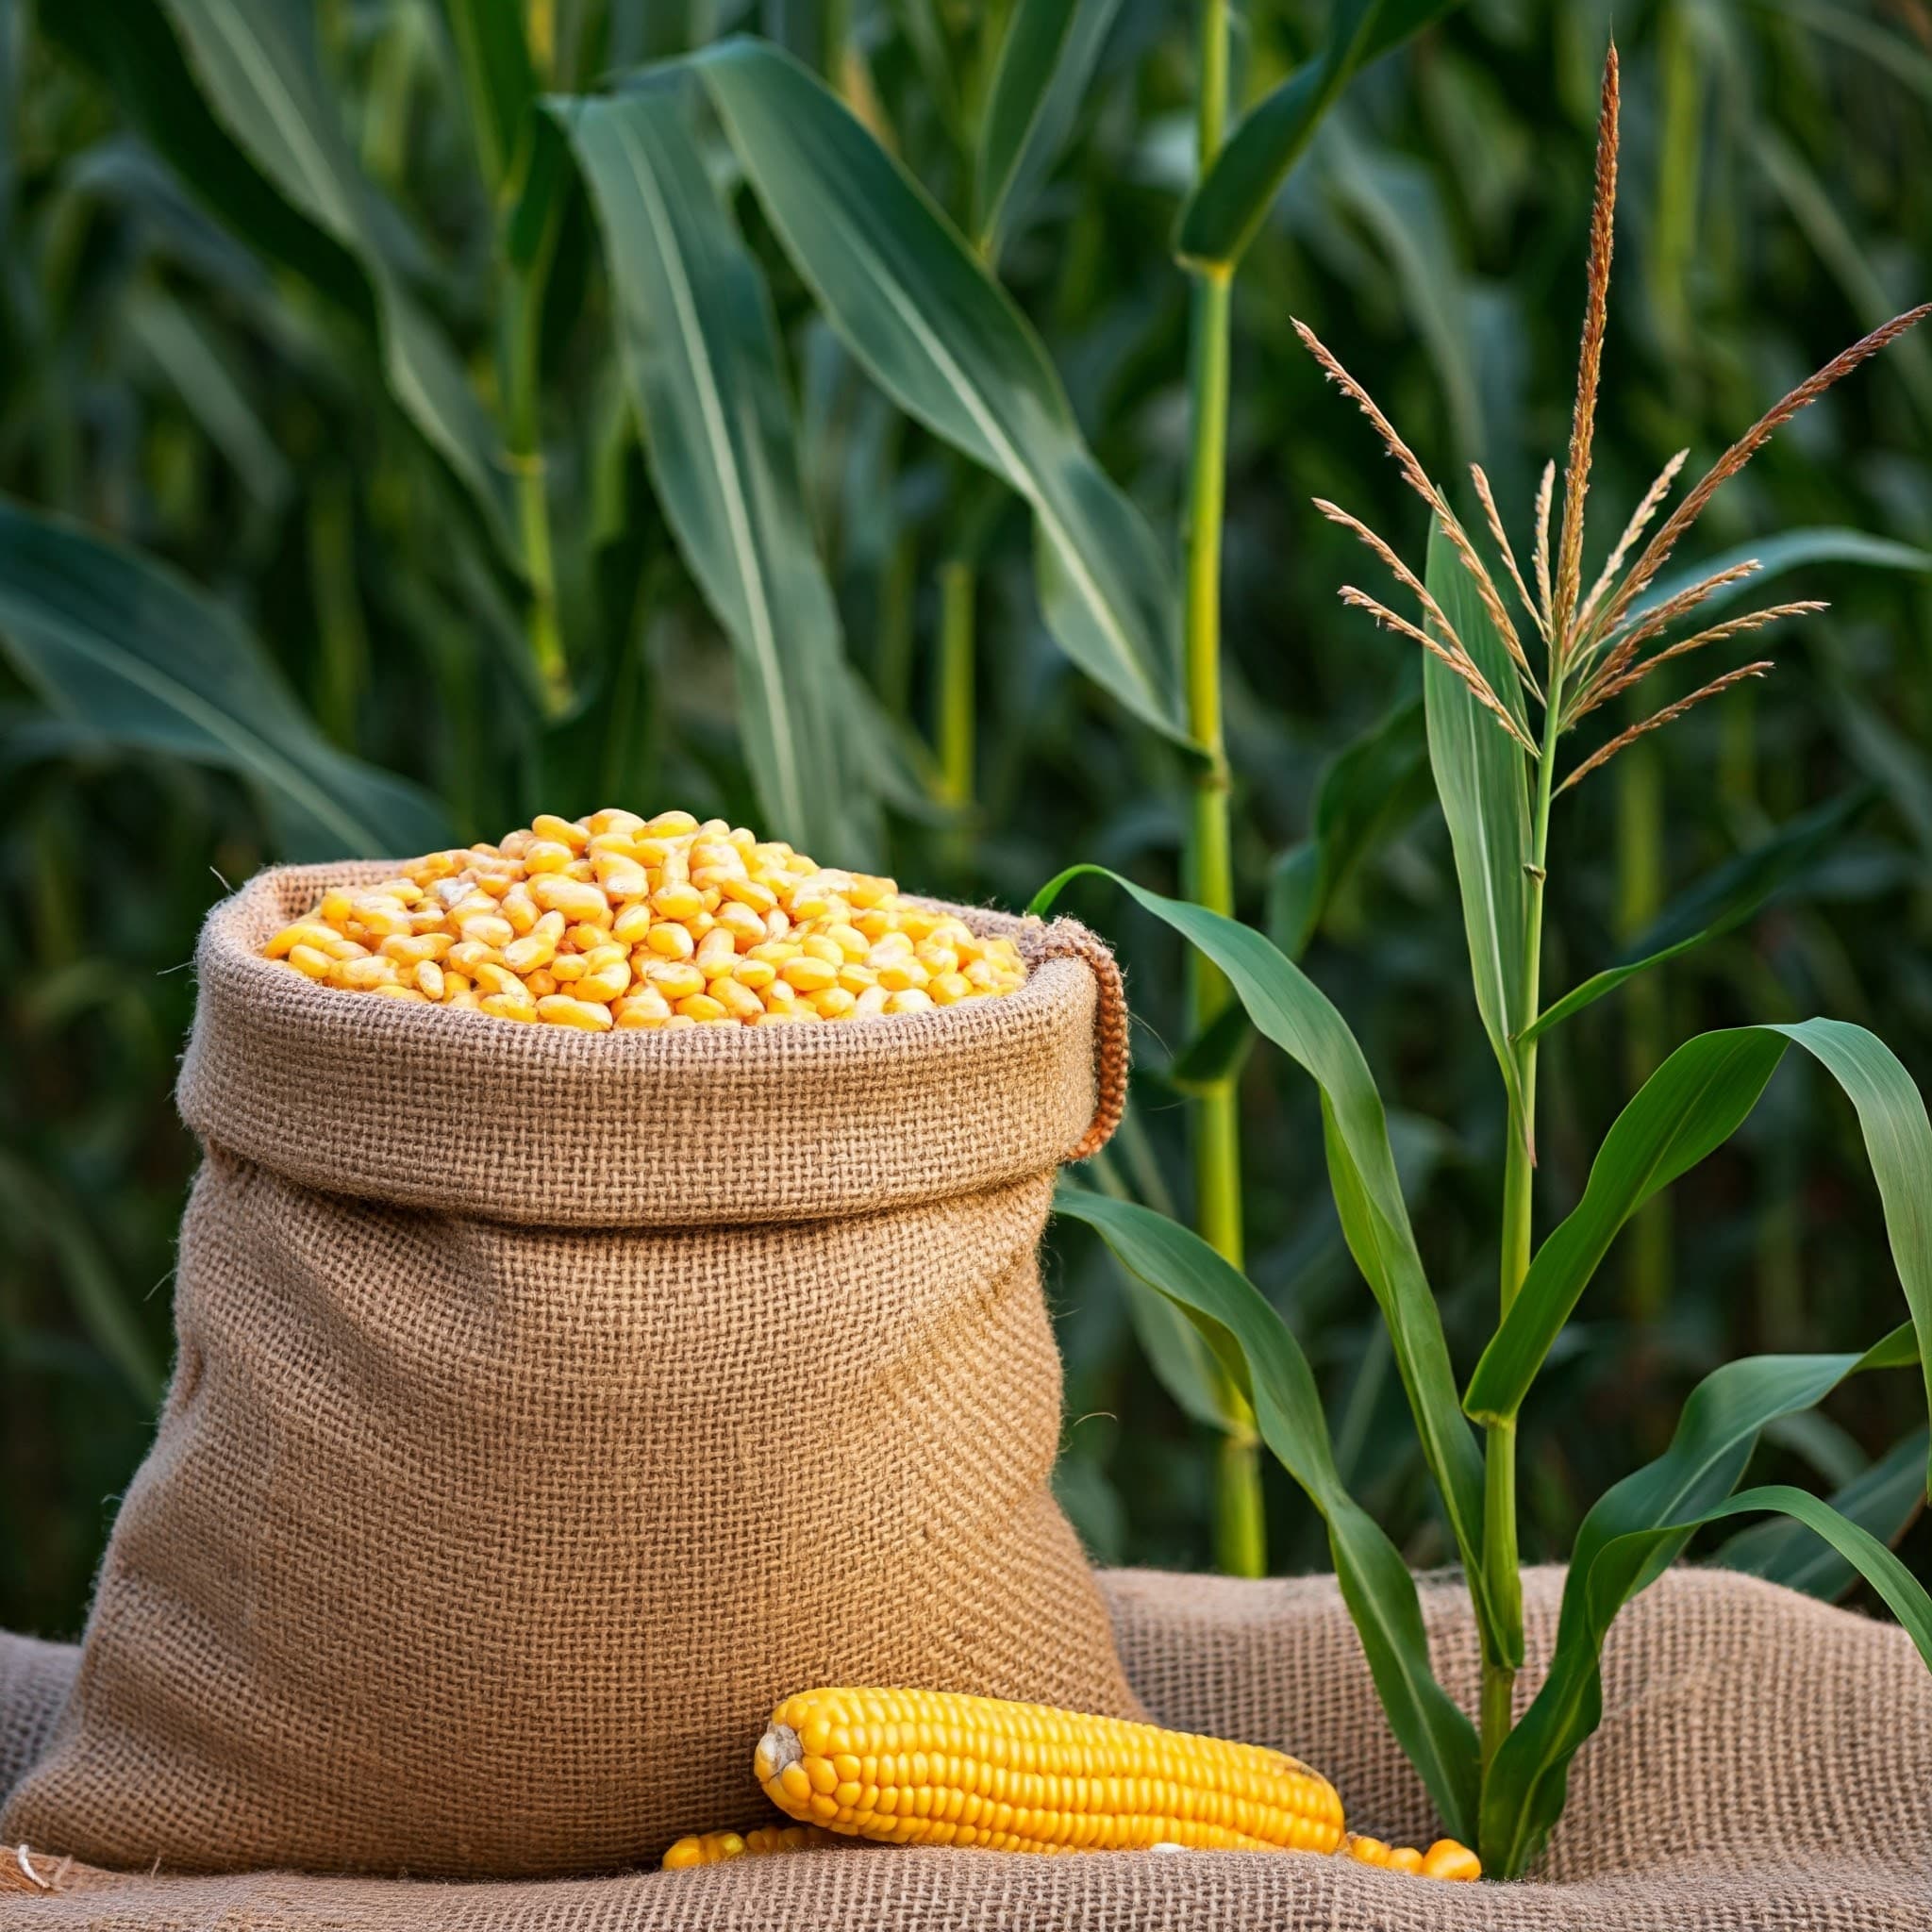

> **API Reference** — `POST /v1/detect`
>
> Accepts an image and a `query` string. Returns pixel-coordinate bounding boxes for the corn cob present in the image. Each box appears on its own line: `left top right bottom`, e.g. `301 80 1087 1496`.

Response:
264 808 1028 1029
753 1687 1345 1856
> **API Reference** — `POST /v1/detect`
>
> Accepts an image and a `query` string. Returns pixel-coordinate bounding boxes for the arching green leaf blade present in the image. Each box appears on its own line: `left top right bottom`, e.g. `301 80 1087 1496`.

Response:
1482 1326 1931 1882
155 0 520 562
1031 865 1498 1658
1465 1021 1932 1463
1715 1424 1929 1599
974 0 1122 258
1631 526 1932 624
1055 1184 1479 1840
0 496 452 860
681 38 1188 745
1424 523 1532 1122
1175 0 1459 271
555 84 866 861
441 0 538 195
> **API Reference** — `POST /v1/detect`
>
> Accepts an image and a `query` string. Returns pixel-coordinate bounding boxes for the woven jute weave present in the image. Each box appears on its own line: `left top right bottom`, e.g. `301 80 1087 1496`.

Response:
6 1565 1928 1928
0 864 1140 1880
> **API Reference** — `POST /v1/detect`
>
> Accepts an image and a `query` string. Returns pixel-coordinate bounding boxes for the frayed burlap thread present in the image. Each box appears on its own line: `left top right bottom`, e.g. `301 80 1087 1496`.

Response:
0 866 1140 1881
5 1566 1928 1928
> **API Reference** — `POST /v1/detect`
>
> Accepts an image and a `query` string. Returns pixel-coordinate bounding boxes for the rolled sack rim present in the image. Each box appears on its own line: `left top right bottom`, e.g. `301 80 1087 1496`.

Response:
175 861 1128 1226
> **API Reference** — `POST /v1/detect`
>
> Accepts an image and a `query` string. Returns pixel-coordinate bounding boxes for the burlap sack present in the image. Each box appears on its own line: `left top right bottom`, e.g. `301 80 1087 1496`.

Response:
7 1566 1928 1928
0 862 1141 1880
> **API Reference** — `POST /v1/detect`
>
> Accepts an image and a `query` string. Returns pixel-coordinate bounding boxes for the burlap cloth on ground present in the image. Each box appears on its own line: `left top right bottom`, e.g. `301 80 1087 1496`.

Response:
0 865 1140 1881
5 1564 1928 1928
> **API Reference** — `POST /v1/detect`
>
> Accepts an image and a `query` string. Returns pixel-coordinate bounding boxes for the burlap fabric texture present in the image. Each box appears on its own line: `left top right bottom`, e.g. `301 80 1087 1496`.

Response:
5 1565 1928 1929
0 863 1141 1881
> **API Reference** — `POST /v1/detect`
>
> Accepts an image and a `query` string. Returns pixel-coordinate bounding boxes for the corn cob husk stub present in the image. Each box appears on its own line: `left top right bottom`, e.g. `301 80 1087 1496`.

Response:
755 1689 1346 1856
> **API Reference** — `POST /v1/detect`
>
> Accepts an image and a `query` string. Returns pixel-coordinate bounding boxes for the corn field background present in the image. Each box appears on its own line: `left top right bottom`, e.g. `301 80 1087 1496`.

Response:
4 0 1932 1637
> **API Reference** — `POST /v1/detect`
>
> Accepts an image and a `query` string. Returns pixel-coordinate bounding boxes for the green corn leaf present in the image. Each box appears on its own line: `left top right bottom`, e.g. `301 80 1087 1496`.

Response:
1423 523 1533 1124
1519 787 1875 1046
1630 527 1932 626
0 496 452 860
1482 1331 1929 1876
1175 0 1460 272
1054 1183 1479 1840
671 37 1189 748
1030 865 1500 1660
1715 1424 1929 1599
554 83 864 861
87 0 522 565
441 0 538 197
974 0 1122 258
1464 1020 1932 1462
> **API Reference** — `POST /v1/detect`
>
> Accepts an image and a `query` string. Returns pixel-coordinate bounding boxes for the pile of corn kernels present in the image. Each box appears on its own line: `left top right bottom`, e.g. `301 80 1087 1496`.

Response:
263 808 1028 1031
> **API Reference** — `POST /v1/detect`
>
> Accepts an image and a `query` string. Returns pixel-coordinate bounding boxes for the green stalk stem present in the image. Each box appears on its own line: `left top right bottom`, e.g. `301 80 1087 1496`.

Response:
504 235 568 713
937 560 976 874
1182 0 1262 1579
1481 694 1563 1770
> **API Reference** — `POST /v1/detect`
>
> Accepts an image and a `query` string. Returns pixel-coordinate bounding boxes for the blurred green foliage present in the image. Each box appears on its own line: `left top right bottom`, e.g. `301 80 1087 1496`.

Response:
3 0 1930 1638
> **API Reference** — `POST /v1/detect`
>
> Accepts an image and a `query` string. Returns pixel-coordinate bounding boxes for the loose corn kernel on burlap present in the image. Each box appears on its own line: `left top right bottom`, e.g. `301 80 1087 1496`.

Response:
264 808 1027 1031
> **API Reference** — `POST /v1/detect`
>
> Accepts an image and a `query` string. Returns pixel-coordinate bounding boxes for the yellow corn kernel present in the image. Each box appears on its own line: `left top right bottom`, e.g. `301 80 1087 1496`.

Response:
778 956 838 993
414 961 446 1001
569 923 614 954
730 958 777 991
757 1690 1343 1856
525 970 558 999
370 983 430 1002
675 992 728 1023
1420 1840 1482 1882
928 973 974 1006
593 854 649 901
473 962 523 998
528 874 610 924
287 945 333 981
713 977 766 1023
479 991 537 1023
576 960 633 1004
718 875 777 913
876 959 929 993
613 988 674 1028
883 988 934 1015
645 960 707 1002
809 987 857 1020
851 986 890 1019
550 955 587 984
715 902 768 948
538 993 614 1031
500 886 539 936
524 840 575 875
530 813 588 851
652 881 706 923
379 934 453 966
612 901 656 945
696 928 740 976
446 941 499 977
502 935 557 974
646 921 696 960
332 956 398 991
265 921 337 959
